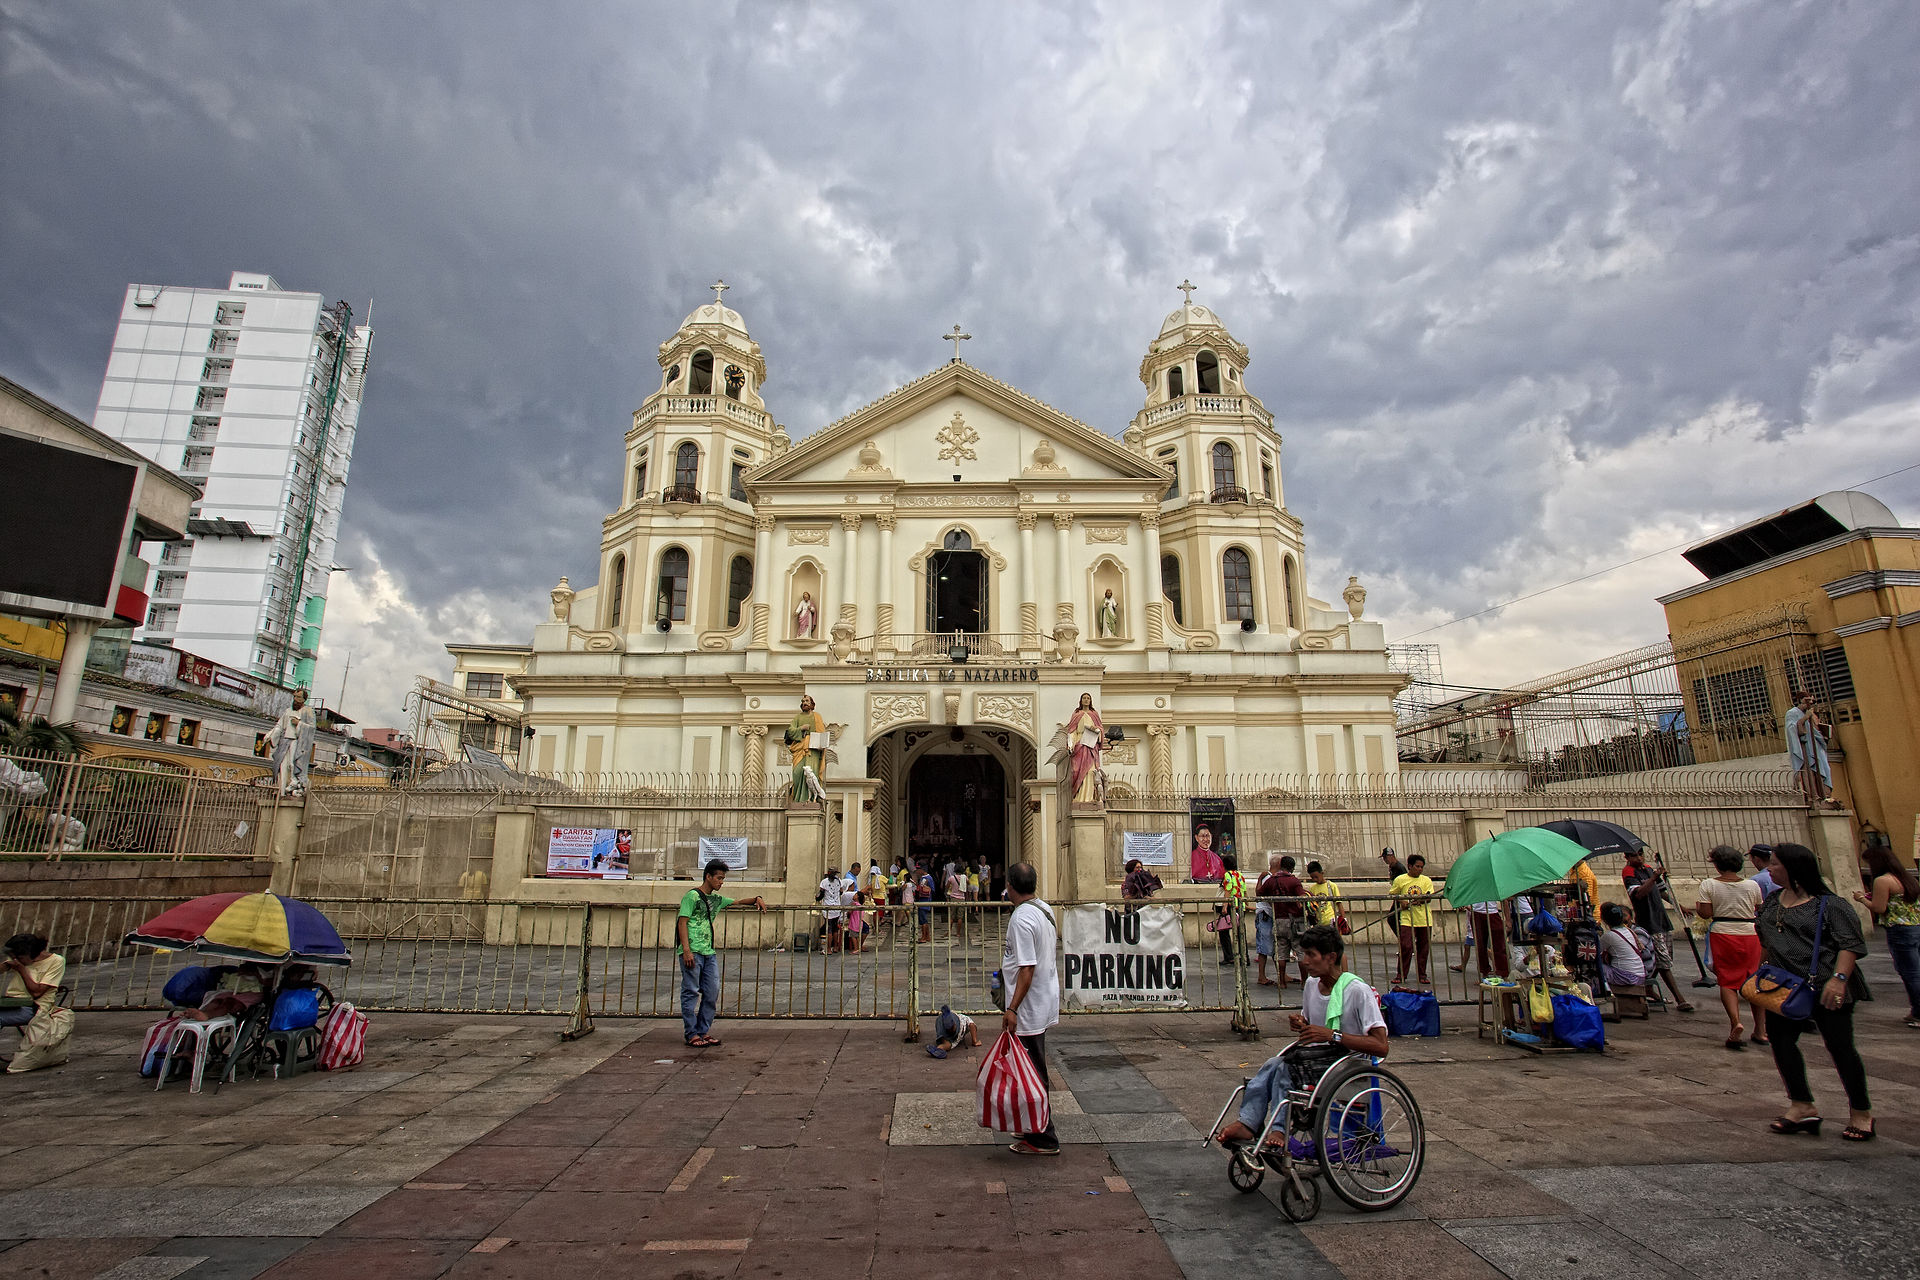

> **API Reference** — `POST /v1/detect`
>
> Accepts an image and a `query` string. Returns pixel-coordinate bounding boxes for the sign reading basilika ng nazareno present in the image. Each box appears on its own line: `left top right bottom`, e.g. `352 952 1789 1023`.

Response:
864 666 1040 683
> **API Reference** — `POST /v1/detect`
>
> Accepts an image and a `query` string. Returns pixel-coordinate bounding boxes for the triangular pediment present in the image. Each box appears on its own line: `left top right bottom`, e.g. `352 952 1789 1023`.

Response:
750 362 1166 488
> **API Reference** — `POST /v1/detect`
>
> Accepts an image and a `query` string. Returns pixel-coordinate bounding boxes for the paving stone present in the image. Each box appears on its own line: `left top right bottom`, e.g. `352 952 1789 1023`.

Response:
0 1189 251 1239
255 1236 472 1279
0 1238 167 1280
138 1237 309 1280
1303 1220 1507 1279
331 1188 534 1240
48 1143 252 1188
489 1190 665 1243
420 1144 585 1190
1444 1220 1686 1280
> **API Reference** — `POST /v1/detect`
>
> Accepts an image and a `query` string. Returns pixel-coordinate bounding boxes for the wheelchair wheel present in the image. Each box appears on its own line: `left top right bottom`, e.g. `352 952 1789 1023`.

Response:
1227 1148 1266 1194
1277 1172 1321 1222
1311 1061 1424 1211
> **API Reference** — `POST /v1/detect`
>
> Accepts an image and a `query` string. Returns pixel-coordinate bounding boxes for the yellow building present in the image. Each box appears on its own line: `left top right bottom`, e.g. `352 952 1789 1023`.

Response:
1660 491 1920 853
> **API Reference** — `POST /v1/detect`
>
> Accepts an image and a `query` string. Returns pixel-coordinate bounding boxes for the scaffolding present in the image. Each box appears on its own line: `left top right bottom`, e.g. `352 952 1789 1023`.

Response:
1386 642 1444 726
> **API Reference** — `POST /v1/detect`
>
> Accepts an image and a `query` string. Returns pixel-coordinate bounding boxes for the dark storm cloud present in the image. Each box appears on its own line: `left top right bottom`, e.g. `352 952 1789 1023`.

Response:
3 0 1918 715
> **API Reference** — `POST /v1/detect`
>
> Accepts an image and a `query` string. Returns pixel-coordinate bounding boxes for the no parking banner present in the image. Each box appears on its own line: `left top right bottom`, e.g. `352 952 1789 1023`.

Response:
1060 904 1188 1009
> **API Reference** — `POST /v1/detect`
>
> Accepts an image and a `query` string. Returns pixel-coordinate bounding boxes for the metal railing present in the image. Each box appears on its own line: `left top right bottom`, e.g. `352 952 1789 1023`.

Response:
865 633 1039 663
661 484 702 504
1 752 263 858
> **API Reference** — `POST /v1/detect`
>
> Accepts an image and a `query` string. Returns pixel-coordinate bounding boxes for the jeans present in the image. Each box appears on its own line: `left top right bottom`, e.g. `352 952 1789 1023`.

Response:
0 1004 34 1029
1883 923 1920 1020
1017 1033 1059 1150
1768 1005 1871 1112
1236 1052 1294 1137
679 952 720 1041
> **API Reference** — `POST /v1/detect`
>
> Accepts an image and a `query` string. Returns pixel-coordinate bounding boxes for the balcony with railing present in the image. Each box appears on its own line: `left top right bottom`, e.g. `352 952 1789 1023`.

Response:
1210 485 1249 505
180 448 214 476
662 484 703 504
1138 393 1274 431
194 387 226 411
633 394 771 431
201 358 232 384
861 633 1037 663
207 332 238 355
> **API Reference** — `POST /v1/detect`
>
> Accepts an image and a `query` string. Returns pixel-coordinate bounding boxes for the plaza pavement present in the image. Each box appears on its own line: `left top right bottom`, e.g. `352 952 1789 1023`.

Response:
0 950 1914 1280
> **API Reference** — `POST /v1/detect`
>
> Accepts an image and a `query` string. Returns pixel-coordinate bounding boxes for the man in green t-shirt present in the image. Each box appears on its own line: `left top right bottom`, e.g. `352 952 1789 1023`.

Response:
678 859 767 1047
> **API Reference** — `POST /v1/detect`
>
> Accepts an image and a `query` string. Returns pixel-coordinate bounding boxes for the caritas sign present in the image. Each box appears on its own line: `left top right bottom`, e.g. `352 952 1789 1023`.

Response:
1060 904 1188 1009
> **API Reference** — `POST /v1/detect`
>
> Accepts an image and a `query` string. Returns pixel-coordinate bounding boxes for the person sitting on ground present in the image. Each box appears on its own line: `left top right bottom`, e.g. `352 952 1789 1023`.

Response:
1 933 64 1056
1121 858 1163 901
1212 924 1389 1150
1598 903 1647 992
926 1003 979 1058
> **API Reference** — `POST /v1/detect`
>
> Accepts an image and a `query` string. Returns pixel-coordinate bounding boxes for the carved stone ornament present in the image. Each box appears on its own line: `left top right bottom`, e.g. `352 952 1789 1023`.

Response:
754 515 776 533
582 632 621 652
1053 622 1080 663
1343 575 1367 619
943 690 961 724
898 493 1002 507
974 693 1036 735
549 576 574 624
1017 512 1038 531
1085 523 1127 544
829 620 857 662
788 525 831 546
841 512 862 531
853 440 886 472
869 692 927 734
1104 740 1138 766
937 411 979 463
1024 439 1065 475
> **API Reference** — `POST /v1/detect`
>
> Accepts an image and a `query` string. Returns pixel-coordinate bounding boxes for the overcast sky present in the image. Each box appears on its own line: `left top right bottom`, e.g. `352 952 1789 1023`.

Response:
4 1 1917 732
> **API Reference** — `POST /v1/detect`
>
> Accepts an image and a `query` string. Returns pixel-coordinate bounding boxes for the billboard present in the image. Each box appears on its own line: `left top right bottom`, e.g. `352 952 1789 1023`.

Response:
0 432 138 614
546 827 632 879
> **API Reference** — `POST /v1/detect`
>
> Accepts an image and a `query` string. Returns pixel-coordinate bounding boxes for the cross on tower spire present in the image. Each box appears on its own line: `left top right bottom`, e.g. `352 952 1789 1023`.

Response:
711 278 729 304
1177 279 1196 305
944 324 971 362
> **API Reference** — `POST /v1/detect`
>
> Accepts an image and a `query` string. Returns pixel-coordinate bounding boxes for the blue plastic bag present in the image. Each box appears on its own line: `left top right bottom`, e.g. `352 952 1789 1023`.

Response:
161 965 218 1009
268 987 321 1031
1380 990 1442 1037
1550 993 1605 1051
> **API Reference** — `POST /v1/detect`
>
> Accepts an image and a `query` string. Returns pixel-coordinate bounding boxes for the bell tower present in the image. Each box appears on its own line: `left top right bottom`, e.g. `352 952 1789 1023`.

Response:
597 282 780 649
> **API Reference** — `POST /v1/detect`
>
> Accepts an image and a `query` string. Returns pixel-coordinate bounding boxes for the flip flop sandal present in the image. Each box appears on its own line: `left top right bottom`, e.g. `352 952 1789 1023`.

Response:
1841 1124 1876 1142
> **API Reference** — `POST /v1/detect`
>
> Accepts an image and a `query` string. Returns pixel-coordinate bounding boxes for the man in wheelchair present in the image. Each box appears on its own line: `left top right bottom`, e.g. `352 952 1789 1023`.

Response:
1213 924 1390 1150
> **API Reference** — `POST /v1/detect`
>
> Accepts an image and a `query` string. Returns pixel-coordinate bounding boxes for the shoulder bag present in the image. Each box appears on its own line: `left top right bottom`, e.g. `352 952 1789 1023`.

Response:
1740 895 1826 1020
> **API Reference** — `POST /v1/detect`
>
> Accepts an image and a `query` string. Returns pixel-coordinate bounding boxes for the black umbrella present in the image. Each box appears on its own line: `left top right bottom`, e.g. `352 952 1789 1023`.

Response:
1532 818 1646 858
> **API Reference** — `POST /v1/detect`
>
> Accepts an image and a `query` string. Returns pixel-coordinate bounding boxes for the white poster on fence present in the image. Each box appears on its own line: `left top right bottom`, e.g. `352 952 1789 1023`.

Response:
1060 903 1188 1009
698 835 750 871
546 827 631 879
1122 830 1175 867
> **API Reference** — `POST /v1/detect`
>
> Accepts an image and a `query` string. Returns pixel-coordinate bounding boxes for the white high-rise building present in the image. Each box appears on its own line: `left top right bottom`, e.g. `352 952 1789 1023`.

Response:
90 272 372 688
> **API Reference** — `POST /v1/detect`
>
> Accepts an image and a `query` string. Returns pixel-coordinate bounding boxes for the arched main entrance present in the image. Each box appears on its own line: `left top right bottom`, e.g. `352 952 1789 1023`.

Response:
869 724 1035 900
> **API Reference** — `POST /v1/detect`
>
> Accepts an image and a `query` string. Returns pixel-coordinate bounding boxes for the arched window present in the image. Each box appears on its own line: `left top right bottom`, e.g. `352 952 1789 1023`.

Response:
1161 554 1184 626
670 441 700 501
689 350 713 395
943 529 972 551
1157 449 1179 502
1260 454 1275 501
1283 556 1299 629
664 363 681 390
1196 350 1221 394
726 555 753 627
1222 548 1254 624
1211 442 1238 495
607 554 627 627
1167 366 1185 398
632 455 648 502
656 548 689 623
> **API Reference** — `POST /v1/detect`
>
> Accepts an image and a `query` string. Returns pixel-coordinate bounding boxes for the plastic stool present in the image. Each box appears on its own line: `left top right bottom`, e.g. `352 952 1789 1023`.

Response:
258 1024 322 1079
156 1015 236 1094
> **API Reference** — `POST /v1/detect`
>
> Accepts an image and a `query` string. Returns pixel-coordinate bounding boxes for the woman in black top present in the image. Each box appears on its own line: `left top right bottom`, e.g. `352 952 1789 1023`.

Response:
1757 843 1872 1141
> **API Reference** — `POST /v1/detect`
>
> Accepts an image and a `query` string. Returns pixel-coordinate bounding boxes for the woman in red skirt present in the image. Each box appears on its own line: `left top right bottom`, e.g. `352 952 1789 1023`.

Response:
1697 844 1767 1050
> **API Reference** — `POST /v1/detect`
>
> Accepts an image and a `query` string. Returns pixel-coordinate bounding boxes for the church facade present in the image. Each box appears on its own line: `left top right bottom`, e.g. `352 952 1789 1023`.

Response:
445 289 1402 892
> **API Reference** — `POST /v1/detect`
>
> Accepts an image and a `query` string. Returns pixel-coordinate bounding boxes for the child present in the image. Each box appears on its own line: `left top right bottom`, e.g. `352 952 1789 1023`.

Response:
926 1003 979 1058
845 889 866 954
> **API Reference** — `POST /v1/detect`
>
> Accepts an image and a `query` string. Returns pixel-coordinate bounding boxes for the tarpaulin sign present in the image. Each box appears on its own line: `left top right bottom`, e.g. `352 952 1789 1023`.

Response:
1061 904 1188 1009
1122 830 1175 866
698 835 749 871
546 827 631 878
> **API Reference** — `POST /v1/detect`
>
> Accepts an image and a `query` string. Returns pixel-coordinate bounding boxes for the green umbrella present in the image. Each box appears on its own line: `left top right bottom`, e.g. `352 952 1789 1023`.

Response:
1442 827 1593 908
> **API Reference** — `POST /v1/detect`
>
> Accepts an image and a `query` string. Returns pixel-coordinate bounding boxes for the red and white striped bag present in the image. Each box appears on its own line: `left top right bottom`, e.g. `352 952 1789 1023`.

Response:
138 1016 185 1076
318 1002 368 1070
977 1031 1050 1134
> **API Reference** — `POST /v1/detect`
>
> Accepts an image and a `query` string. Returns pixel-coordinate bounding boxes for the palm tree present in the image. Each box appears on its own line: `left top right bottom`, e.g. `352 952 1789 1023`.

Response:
0 706 86 759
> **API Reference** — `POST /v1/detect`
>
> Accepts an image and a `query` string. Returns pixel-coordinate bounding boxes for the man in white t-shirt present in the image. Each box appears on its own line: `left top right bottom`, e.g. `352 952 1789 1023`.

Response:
1213 923 1388 1149
819 869 844 951
1001 860 1060 1155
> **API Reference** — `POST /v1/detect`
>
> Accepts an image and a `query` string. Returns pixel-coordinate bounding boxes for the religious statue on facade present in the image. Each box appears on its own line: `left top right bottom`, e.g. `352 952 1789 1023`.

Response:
784 694 828 804
266 689 316 797
794 591 817 639
1066 692 1105 806
1097 588 1121 638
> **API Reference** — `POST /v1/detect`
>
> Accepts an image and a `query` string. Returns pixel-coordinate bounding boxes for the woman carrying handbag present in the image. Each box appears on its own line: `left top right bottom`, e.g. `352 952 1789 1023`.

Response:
1750 843 1873 1141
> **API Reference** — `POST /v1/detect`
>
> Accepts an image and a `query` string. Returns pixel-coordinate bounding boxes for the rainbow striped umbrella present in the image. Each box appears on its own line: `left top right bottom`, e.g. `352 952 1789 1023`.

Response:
126 892 350 966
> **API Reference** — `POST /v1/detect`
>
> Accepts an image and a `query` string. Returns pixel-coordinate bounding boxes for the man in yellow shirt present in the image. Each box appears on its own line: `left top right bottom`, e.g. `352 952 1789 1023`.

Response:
1391 854 1436 985
1304 861 1342 928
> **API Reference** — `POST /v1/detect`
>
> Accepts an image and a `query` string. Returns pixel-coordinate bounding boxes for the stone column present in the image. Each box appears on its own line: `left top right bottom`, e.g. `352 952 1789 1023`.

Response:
839 512 862 634
1807 806 1871 936
785 807 828 907
1069 809 1109 902
875 513 896 652
1051 512 1075 629
738 722 768 788
1147 723 1175 791
1018 511 1039 652
47 618 99 725
1140 511 1166 648
750 516 774 649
